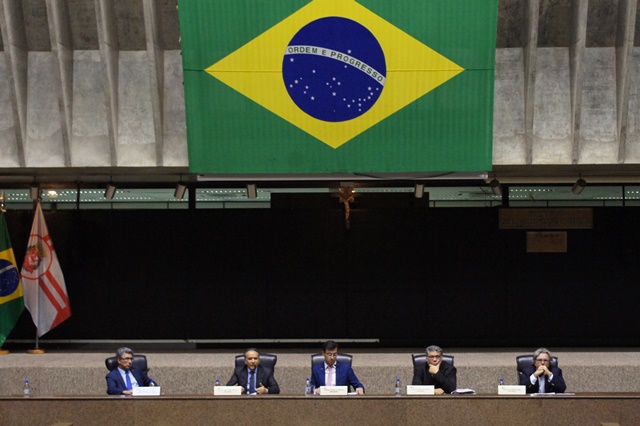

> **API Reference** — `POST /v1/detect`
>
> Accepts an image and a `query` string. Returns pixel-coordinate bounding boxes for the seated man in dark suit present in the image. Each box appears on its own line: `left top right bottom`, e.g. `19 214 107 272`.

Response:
519 347 566 393
106 347 157 395
412 345 456 394
227 348 280 394
311 340 364 394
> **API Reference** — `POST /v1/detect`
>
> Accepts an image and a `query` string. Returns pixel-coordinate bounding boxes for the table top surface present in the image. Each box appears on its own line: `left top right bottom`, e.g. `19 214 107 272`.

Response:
3 392 640 401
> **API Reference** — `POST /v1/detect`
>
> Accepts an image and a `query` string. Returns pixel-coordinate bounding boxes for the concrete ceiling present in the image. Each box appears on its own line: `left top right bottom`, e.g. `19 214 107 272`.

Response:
2 0 634 53
0 0 181 51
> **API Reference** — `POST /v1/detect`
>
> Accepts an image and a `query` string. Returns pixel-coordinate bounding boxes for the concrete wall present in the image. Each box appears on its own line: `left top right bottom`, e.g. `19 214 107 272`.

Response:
1 350 639 396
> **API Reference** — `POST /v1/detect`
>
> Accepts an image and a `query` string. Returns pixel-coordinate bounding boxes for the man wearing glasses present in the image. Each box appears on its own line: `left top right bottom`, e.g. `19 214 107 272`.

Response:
106 347 157 395
520 347 566 393
412 345 457 394
311 340 365 394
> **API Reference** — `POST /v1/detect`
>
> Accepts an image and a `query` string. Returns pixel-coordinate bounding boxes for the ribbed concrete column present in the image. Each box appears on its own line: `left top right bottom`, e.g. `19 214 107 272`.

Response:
95 0 118 166
46 0 72 166
143 0 164 166
523 0 540 164
616 0 638 163
0 0 27 167
569 0 588 164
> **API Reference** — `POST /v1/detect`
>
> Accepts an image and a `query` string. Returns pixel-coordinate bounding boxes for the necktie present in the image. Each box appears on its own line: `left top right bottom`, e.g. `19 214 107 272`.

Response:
326 366 333 386
248 370 256 394
125 371 132 390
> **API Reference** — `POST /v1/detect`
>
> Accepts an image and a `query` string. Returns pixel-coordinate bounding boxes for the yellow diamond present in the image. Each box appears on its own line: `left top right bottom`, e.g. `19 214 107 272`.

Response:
206 0 464 149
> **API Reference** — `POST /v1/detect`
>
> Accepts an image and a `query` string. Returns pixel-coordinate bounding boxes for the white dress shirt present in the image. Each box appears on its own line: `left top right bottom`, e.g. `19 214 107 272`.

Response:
324 363 336 386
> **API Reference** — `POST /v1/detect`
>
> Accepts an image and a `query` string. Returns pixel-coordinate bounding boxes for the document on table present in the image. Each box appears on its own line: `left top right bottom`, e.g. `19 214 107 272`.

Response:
451 388 476 394
530 392 575 396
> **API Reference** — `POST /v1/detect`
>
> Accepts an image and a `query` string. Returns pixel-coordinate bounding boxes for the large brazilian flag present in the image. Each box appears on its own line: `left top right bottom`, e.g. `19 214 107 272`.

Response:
179 0 498 174
0 212 23 347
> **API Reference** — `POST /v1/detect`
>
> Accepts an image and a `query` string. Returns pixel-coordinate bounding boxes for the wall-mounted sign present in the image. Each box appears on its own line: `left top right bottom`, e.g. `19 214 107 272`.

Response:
499 208 593 230
526 232 567 253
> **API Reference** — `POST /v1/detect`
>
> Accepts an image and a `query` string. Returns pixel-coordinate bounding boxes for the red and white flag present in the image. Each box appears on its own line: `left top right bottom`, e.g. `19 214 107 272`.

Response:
21 202 71 336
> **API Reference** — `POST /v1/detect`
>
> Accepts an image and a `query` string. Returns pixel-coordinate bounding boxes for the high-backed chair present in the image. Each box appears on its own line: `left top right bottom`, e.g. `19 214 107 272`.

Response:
311 353 354 391
516 355 558 382
105 354 149 373
311 352 353 369
234 353 278 370
412 353 455 374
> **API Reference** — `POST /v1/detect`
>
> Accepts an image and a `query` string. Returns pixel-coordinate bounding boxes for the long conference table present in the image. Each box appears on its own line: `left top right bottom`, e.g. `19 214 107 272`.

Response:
1 393 638 425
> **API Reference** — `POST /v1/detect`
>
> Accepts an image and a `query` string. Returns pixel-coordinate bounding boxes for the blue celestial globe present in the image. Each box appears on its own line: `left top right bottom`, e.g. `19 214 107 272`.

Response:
283 17 386 122
0 259 20 297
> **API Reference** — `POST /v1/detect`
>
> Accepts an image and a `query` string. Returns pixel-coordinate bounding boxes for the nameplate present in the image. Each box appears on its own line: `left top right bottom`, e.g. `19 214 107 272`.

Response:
319 386 348 395
132 387 161 396
498 385 526 395
214 386 242 396
406 385 435 395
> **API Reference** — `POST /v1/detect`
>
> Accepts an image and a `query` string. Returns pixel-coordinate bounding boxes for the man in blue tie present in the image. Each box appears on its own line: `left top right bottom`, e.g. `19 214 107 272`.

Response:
226 348 280 394
106 347 157 395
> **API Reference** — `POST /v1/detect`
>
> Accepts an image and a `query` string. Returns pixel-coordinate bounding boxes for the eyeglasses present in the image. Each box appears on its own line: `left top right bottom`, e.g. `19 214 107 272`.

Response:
324 353 338 358
534 358 550 363
120 357 133 361
427 355 442 359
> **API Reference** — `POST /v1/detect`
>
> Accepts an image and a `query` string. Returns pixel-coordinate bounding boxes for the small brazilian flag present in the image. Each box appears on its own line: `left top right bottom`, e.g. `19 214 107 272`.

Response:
0 211 24 347
180 0 498 174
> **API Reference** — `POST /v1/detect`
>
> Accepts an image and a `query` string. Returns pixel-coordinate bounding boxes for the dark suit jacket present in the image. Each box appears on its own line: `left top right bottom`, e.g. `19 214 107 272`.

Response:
411 361 457 394
310 361 364 392
226 365 280 394
106 365 156 395
519 365 566 393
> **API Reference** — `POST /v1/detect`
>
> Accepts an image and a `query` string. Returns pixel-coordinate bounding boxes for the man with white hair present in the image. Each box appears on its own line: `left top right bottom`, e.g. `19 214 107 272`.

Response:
520 347 566 394
106 347 157 395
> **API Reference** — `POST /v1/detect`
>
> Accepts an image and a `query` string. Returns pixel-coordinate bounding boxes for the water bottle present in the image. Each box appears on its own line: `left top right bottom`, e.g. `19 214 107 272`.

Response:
499 377 504 386
395 378 401 396
305 378 311 396
23 379 30 397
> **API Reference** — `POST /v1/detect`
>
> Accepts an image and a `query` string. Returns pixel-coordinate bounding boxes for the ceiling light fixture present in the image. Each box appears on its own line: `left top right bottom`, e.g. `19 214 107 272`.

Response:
29 185 40 200
572 177 586 195
246 183 257 199
489 178 502 196
174 183 187 199
105 183 117 200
